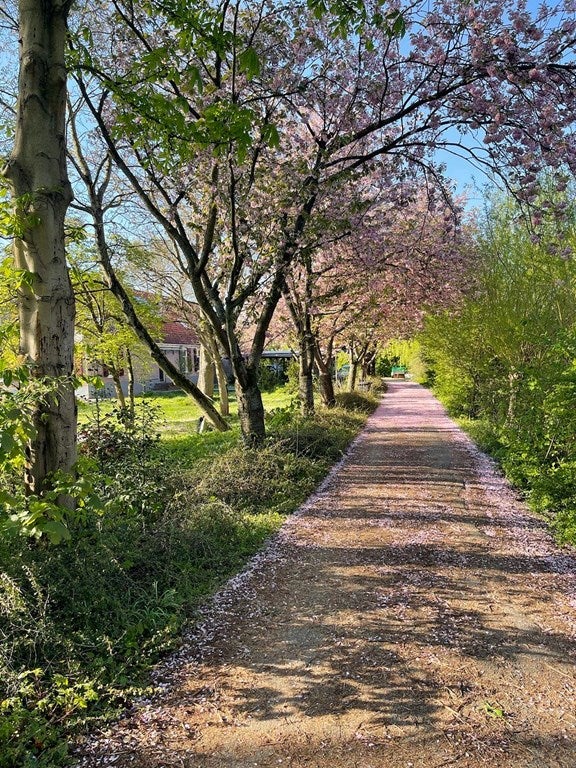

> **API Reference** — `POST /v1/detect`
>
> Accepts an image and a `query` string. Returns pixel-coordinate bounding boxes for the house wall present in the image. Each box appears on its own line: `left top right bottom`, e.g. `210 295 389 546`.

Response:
76 344 200 400
147 344 200 389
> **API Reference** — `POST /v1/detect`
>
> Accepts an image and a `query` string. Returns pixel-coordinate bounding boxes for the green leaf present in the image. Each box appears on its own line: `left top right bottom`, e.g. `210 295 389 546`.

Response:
262 123 280 149
39 520 72 545
482 702 505 719
238 46 261 80
187 65 203 94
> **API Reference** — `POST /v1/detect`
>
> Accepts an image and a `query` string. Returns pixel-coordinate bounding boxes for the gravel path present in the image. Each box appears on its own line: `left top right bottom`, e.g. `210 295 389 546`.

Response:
76 381 576 768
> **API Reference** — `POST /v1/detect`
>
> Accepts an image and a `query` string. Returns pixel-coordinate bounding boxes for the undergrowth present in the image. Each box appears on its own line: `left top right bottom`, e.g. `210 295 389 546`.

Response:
456 415 576 545
0 388 376 766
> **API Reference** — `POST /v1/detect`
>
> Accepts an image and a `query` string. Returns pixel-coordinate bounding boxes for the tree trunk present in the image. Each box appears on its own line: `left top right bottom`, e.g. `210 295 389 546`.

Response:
315 338 336 408
228 338 266 444
109 363 126 409
3 0 76 494
298 333 315 416
126 349 135 420
235 371 266 446
198 344 215 397
67 117 229 433
318 372 336 407
348 360 360 392
506 370 520 425
95 233 229 431
214 355 230 417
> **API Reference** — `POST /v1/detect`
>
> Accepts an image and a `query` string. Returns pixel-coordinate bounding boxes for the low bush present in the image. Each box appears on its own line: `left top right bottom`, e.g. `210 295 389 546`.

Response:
192 445 318 515
335 390 379 414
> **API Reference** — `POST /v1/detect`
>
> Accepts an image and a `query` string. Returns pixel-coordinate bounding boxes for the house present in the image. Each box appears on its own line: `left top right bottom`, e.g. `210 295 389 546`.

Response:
147 320 200 389
76 318 201 399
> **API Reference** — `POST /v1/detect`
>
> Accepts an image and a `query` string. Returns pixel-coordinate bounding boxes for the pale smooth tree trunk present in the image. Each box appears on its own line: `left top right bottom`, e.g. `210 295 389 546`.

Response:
506 369 520 425
109 363 126 409
214 355 230 417
126 349 135 420
198 344 215 397
197 319 229 416
3 0 77 494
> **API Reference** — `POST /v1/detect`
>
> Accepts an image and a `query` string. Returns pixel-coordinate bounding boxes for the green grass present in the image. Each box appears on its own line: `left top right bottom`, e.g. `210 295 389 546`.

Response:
78 387 295 435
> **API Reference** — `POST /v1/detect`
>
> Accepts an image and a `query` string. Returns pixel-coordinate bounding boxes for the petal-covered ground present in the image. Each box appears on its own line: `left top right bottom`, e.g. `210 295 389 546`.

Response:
75 381 576 768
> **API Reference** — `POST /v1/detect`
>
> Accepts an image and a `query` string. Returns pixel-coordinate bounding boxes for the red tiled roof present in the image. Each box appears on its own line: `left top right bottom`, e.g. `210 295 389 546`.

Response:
162 321 200 346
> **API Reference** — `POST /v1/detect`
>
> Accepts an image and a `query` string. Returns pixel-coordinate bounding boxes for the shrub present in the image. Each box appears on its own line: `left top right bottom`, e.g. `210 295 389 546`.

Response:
191 445 318 515
363 375 388 394
335 391 379 413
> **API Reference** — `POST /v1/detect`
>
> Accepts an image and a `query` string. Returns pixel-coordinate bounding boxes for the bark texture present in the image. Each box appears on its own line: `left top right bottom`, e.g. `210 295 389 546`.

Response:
234 363 266 446
317 371 336 408
315 338 336 408
214 355 230 417
298 333 315 416
3 0 77 493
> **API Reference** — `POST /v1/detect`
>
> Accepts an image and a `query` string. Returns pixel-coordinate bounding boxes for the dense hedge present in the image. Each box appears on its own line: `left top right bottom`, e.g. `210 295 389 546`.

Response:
420 195 576 543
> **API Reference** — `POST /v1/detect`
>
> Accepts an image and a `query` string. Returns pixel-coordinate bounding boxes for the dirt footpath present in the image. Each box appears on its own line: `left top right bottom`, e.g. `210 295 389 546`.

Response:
76 381 576 768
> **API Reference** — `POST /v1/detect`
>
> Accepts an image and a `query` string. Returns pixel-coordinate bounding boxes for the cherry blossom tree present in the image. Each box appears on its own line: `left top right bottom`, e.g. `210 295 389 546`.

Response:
68 0 576 443
282 180 475 410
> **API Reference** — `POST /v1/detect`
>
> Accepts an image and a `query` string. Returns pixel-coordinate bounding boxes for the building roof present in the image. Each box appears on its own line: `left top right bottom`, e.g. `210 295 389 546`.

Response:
162 320 200 346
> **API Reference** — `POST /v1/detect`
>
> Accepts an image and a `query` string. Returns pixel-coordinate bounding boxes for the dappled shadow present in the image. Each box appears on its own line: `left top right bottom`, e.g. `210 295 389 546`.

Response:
193 544 575 727
88 727 576 768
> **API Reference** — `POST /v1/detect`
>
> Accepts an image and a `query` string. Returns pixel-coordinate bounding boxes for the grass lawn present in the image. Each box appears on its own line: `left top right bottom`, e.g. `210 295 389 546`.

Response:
77 386 297 465
78 387 295 433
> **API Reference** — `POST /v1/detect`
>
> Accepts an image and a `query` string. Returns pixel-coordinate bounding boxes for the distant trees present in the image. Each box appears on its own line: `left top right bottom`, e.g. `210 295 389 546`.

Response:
282 183 475 411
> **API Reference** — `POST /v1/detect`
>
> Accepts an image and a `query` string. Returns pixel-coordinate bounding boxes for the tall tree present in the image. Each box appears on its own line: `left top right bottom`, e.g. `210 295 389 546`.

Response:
70 0 576 443
2 0 76 494
66 112 230 430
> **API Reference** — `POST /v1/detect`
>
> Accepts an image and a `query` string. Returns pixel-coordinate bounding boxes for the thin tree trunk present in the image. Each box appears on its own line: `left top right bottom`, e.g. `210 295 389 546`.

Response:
506 370 520 425
68 113 229 432
126 349 135 420
298 333 315 416
3 0 76 494
196 318 229 416
109 363 126 409
96 223 229 431
348 360 360 392
214 355 230 417
198 344 215 397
